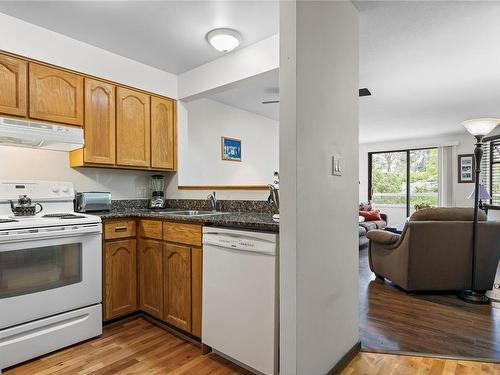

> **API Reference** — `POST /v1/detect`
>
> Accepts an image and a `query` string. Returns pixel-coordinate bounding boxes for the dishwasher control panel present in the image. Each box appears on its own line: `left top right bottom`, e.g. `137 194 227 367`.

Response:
203 228 277 256
217 236 256 250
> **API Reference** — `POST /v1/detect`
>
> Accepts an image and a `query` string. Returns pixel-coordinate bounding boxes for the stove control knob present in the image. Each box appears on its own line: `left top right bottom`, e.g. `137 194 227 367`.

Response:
52 186 60 193
61 185 69 193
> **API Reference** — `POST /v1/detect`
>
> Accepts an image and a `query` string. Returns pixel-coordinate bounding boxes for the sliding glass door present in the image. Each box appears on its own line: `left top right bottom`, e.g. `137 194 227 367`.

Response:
409 148 439 216
369 148 438 224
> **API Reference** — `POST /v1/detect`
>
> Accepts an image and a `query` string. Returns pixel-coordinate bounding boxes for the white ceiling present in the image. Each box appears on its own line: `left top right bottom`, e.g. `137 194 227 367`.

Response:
0 1 279 74
355 1 500 143
3 1 500 142
208 69 279 121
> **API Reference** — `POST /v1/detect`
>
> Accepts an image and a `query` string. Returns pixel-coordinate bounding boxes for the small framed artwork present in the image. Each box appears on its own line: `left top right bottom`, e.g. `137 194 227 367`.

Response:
221 137 242 162
458 154 475 183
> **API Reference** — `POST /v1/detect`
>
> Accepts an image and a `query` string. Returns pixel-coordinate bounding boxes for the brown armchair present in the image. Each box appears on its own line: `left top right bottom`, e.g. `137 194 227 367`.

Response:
367 208 500 292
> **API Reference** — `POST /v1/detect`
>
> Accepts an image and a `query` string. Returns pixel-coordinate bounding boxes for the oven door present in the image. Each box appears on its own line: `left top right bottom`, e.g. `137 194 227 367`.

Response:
0 223 102 329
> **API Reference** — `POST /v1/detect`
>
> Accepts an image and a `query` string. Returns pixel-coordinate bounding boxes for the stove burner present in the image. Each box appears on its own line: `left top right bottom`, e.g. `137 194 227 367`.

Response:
42 213 87 219
0 218 18 223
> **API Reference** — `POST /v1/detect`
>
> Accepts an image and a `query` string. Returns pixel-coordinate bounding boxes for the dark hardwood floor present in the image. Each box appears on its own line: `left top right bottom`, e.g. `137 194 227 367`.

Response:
359 248 500 360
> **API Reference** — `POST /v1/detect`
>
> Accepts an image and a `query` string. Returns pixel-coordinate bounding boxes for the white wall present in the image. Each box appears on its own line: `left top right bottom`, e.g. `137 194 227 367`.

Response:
359 133 477 224
0 13 278 202
280 2 359 374
178 34 279 100
178 98 278 187
0 13 177 98
0 147 153 199
0 13 178 199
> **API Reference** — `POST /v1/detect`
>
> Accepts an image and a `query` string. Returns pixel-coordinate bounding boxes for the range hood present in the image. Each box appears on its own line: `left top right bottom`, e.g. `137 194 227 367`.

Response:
0 117 84 151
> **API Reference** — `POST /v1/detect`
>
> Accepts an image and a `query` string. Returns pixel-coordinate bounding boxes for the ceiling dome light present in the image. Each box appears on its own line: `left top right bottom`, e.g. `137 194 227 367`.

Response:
206 28 241 53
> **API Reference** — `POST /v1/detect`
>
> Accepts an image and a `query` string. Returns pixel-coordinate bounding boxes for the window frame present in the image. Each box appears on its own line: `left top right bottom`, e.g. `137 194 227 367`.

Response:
368 147 438 217
484 135 500 210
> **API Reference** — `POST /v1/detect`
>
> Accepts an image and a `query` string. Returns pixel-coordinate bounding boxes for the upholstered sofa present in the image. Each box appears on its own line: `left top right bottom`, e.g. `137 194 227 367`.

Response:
359 213 387 250
367 207 500 292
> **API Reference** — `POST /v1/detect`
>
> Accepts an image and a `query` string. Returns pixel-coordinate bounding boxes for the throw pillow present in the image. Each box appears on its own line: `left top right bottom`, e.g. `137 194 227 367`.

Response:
359 200 375 211
359 210 382 221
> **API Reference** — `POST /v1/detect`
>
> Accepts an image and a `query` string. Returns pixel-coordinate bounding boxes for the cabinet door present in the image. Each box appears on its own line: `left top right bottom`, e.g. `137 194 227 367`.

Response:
29 63 84 126
83 78 116 164
191 247 202 338
139 239 163 319
116 87 150 167
104 239 137 320
163 243 191 331
0 54 27 117
151 96 175 170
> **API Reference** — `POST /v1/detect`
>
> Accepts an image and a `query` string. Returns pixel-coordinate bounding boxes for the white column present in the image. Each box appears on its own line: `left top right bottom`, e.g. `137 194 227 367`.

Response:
280 1 359 374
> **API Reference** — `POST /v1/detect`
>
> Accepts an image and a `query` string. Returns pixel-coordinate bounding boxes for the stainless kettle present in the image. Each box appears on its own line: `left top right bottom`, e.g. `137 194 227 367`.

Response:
10 195 43 216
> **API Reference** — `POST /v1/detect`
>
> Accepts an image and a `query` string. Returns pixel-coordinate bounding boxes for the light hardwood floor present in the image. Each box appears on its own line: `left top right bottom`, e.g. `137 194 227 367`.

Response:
5 318 499 374
4 318 252 375
341 352 500 375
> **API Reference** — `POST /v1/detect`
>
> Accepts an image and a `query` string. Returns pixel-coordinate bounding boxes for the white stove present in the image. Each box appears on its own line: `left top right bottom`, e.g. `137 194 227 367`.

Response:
0 180 103 372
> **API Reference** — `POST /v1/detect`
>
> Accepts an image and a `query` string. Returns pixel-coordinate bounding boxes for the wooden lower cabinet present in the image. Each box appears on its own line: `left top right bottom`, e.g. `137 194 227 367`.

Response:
104 219 202 336
191 247 203 338
104 239 137 320
163 243 192 332
138 239 163 319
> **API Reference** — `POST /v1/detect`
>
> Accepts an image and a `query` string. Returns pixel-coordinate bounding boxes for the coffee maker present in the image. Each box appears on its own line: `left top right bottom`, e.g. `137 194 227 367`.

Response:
148 175 166 209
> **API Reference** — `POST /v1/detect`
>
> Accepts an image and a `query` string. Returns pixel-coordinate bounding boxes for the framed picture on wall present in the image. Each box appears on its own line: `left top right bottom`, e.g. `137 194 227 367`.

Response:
221 137 242 162
458 154 475 183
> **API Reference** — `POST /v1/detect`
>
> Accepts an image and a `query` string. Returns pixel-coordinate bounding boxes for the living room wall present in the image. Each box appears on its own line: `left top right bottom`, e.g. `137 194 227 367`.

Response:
359 133 478 224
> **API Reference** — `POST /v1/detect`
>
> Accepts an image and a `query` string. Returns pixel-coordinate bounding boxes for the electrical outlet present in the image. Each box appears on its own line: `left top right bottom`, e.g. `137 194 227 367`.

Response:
332 154 343 176
136 187 147 198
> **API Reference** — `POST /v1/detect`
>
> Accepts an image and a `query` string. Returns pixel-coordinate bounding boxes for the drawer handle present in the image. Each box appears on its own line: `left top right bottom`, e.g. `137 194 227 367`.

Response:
114 226 128 232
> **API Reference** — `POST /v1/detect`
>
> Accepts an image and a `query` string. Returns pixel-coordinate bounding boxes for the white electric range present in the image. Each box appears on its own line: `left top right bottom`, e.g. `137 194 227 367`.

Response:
0 180 103 371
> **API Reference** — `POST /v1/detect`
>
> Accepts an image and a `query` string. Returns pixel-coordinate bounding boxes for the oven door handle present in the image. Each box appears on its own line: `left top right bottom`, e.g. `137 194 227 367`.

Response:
0 224 102 245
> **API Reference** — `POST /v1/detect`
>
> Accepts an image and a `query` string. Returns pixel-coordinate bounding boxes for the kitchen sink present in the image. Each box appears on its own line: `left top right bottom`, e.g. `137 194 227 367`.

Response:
158 210 229 217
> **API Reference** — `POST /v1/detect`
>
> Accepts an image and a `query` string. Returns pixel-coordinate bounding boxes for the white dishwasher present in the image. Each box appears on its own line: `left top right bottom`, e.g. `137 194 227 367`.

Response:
202 227 278 375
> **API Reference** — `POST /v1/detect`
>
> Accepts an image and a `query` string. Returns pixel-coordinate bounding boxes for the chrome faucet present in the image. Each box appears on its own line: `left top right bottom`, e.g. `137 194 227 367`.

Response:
207 191 218 211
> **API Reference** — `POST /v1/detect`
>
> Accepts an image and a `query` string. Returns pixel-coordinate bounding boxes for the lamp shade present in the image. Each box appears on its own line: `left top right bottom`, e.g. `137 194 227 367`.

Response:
461 118 500 136
467 184 492 200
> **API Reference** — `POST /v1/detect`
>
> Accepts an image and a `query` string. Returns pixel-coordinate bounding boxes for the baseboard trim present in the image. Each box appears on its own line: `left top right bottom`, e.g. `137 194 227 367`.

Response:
328 341 362 375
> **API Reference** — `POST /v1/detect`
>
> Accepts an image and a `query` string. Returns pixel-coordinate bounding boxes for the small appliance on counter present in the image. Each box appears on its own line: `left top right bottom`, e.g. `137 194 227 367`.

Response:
75 192 111 212
149 175 167 209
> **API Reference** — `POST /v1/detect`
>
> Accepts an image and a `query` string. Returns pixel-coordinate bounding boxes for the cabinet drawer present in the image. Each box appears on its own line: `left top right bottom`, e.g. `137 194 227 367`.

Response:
139 220 163 240
104 220 136 239
163 222 202 247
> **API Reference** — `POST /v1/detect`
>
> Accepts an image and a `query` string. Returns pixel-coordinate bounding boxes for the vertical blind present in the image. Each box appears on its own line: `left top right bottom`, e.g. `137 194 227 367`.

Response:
481 139 500 206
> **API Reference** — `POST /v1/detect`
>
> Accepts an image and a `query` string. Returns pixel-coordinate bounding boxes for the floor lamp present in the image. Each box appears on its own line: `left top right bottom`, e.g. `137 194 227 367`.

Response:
459 118 499 304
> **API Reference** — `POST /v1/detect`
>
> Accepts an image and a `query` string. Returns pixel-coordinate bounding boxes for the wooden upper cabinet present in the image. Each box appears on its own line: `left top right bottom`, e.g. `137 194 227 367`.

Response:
83 78 116 165
139 239 163 319
163 243 192 332
151 96 176 170
104 239 138 321
29 63 84 126
116 87 150 167
0 54 27 117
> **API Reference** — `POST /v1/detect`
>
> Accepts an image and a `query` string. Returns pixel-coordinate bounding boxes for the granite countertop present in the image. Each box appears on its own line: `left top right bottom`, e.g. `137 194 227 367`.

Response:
92 209 279 232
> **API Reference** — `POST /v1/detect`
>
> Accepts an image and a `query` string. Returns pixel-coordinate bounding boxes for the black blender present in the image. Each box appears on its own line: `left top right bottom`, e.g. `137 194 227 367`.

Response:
148 175 166 209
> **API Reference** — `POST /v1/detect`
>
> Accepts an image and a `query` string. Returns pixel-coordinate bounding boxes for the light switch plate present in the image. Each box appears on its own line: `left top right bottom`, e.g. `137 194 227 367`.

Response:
332 154 343 176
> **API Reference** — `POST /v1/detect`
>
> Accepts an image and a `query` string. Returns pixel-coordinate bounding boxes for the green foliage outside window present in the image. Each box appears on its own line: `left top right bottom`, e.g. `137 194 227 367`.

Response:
371 149 439 208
